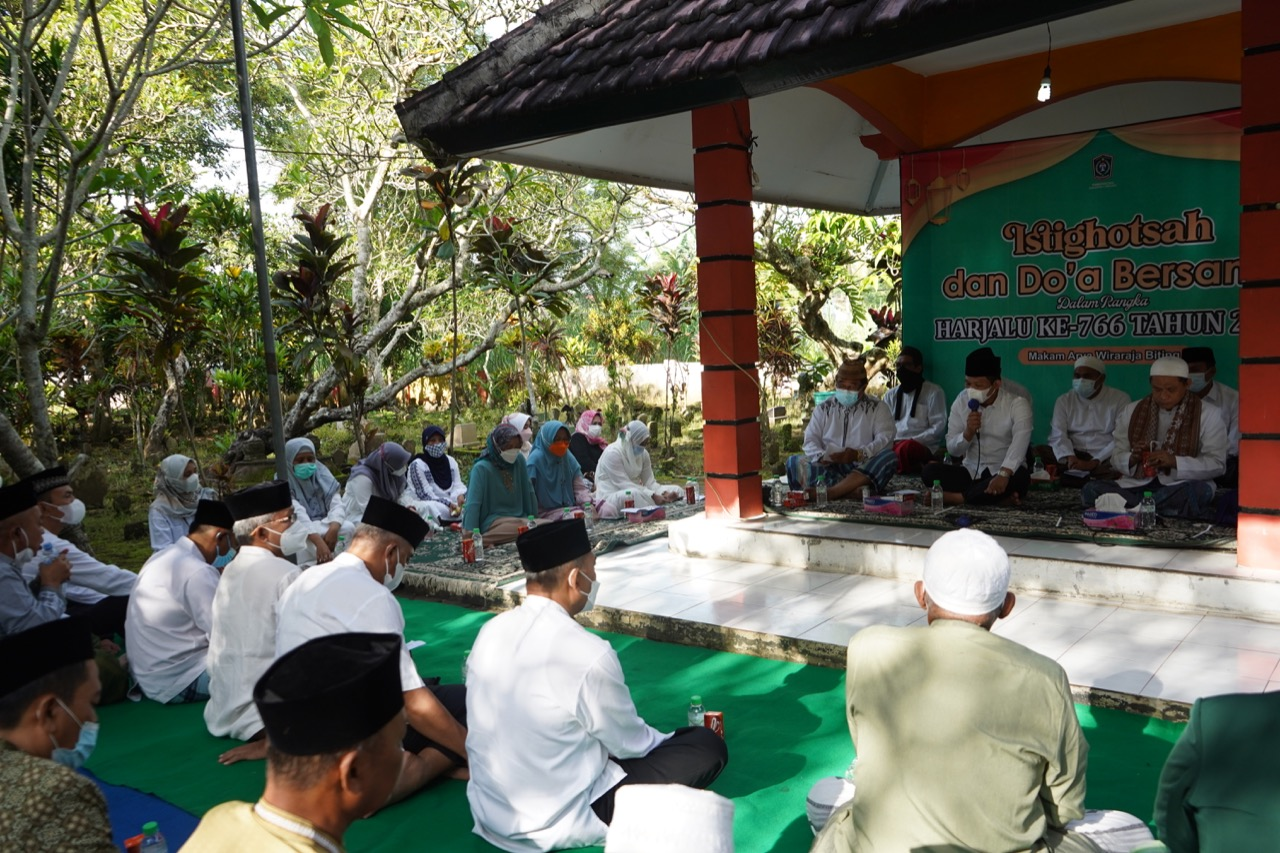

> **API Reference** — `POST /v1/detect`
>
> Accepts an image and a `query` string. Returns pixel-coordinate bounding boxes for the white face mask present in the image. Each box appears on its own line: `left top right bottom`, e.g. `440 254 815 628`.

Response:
182 473 201 493
520 428 533 445
10 527 34 565
500 449 521 464
966 386 993 404
263 521 307 557
383 549 405 592
587 424 602 438
575 570 600 613
58 499 87 527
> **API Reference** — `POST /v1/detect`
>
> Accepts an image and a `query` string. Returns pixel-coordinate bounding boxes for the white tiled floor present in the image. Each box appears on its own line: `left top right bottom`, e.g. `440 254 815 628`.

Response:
506 537 1280 706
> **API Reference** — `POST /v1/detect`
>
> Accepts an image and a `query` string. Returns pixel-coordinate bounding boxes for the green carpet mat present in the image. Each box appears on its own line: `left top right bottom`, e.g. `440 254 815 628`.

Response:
86 600 1185 852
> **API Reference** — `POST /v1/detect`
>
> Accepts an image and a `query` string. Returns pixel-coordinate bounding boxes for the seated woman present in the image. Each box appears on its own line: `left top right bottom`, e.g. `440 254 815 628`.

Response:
501 412 536 459
340 442 440 536
528 421 595 519
462 424 539 545
594 421 681 516
148 454 214 551
569 409 607 480
284 437 345 564
407 424 467 520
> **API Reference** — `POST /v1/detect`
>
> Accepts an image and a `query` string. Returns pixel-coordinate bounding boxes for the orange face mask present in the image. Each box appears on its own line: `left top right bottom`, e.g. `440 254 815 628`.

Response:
550 440 570 457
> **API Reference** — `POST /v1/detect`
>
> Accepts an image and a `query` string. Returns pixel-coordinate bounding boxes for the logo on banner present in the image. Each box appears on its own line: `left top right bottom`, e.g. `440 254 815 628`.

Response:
1092 154 1113 183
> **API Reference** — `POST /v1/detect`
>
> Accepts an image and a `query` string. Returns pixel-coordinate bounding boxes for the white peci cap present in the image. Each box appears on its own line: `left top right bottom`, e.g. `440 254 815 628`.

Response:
1074 355 1106 374
922 529 1011 616
1149 356 1189 379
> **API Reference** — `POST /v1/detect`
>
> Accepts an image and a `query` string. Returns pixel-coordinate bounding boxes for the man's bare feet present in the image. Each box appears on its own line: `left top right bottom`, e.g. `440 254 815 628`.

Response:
218 738 268 765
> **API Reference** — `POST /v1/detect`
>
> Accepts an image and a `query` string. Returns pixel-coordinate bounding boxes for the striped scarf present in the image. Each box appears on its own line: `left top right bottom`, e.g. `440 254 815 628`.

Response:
1128 393 1202 458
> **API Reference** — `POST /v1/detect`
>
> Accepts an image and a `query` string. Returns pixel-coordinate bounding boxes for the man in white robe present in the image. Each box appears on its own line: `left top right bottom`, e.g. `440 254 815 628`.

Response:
277 495 468 802
881 346 947 474
125 499 235 704
466 519 728 852
1045 356 1131 487
1183 345 1239 488
204 481 301 762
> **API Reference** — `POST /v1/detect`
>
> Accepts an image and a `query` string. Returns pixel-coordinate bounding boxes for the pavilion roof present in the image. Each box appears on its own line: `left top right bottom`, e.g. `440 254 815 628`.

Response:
395 0 1123 156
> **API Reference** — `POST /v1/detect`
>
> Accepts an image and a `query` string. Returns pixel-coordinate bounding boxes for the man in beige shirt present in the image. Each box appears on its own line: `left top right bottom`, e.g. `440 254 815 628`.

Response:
810 530 1150 853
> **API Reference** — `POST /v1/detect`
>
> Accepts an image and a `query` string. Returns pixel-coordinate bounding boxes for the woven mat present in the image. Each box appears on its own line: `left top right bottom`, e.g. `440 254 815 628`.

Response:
777 475 1236 551
406 501 705 585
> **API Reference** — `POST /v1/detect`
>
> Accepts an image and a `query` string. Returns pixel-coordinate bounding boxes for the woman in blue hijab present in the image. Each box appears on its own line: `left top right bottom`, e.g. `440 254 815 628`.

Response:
461 424 538 545
408 424 467 519
527 420 595 518
284 437 344 563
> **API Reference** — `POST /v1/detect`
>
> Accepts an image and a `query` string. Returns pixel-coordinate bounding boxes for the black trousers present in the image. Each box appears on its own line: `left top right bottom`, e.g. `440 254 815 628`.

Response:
402 683 468 766
921 462 1031 506
67 595 130 640
590 726 729 824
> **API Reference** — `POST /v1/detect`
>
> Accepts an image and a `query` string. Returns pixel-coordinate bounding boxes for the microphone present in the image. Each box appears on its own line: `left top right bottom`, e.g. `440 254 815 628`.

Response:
968 399 980 413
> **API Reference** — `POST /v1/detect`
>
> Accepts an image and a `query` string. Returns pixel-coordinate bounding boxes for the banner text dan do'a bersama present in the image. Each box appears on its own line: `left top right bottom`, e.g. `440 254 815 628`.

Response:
900 110 1239 439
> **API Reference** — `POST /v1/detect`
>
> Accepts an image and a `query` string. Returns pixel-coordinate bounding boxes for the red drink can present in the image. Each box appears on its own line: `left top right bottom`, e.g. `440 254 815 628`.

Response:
516 522 529 536
685 483 696 503
1142 450 1157 478
572 509 584 520
461 537 476 563
704 711 724 739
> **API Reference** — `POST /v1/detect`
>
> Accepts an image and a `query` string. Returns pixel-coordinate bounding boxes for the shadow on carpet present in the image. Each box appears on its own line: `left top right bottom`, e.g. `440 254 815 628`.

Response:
85 600 1184 852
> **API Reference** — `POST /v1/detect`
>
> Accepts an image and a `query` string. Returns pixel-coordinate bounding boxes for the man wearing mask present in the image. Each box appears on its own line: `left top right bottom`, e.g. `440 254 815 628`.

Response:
0 617 115 851
205 482 303 763
1045 357 1131 487
1081 357 1227 520
787 357 897 500
881 346 947 474
922 347 1033 506
0 481 71 637
20 467 137 640
277 496 469 802
126 499 236 705
466 520 727 852
1182 346 1239 488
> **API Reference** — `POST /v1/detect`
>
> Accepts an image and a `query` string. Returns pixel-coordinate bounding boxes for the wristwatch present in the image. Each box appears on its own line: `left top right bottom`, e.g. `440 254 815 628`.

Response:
998 467 1013 478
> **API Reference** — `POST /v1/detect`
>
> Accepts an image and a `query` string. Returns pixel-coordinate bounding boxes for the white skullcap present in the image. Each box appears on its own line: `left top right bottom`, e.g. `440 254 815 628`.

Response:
806 776 856 836
1074 355 1105 374
605 784 735 853
1150 356 1189 379
922 529 1011 616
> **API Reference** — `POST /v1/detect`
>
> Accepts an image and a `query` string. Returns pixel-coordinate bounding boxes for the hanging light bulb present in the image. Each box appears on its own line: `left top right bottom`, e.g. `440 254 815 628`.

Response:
1037 65 1052 103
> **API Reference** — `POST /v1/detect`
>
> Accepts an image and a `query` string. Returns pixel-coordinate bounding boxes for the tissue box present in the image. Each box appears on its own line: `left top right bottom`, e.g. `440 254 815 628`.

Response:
862 495 915 516
1082 509 1137 530
622 507 665 523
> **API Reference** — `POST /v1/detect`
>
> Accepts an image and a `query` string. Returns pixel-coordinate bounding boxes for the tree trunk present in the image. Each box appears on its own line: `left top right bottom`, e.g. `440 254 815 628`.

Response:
0 410 43 478
517 299 537 414
144 355 189 460
15 316 59 466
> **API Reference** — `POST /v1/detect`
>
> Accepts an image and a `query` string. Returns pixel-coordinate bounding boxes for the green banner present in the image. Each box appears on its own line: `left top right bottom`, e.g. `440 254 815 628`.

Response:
901 111 1240 438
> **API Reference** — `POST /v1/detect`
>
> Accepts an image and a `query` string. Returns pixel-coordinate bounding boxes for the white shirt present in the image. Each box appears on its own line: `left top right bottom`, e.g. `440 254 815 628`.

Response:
945 389 1034 477
1001 376 1033 411
23 530 137 606
882 381 947 451
1201 381 1240 455
203 546 299 740
1046 384 1132 462
408 457 467 507
125 537 219 703
338 475 434 538
802 397 895 463
466 595 670 852
276 553 422 692
149 504 193 552
1109 398 1228 489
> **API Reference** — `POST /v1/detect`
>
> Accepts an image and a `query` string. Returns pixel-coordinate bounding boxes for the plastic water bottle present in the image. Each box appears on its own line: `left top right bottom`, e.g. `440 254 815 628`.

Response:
931 480 944 513
39 542 56 565
1140 491 1157 531
771 479 786 506
582 503 595 531
623 490 635 509
472 529 485 563
1033 457 1045 477
334 534 346 555
815 478 828 507
687 695 705 726
139 821 168 852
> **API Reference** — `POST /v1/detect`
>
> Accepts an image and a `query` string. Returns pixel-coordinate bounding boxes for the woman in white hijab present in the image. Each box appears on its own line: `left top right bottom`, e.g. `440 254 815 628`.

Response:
148 454 214 551
593 421 682 517
501 412 536 459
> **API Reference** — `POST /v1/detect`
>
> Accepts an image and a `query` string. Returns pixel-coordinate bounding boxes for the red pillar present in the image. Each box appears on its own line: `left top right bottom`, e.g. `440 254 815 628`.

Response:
693 101 763 519
1239 0 1280 569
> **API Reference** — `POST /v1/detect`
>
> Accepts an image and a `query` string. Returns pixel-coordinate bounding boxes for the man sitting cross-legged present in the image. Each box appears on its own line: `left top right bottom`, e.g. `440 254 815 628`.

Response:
181 632 408 851
276 496 469 802
809 529 1152 853
787 357 897 500
466 519 728 852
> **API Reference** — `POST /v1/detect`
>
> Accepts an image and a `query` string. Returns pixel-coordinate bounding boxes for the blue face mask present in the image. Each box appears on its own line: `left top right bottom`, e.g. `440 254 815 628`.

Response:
425 443 447 458
834 389 860 407
213 534 236 569
1188 373 1208 394
1072 378 1097 399
51 699 98 770
293 462 318 480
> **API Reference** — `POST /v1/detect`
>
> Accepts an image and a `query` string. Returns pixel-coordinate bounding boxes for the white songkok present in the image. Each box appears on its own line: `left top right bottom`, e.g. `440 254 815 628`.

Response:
1074 355 1105 374
605 784 735 853
1149 356 1189 379
922 529 1011 616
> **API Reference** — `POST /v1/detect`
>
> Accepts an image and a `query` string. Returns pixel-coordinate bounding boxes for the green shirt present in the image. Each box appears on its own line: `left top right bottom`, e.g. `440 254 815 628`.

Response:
1155 692 1280 852
841 619 1088 853
462 455 536 534
0 740 116 852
